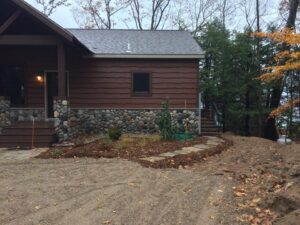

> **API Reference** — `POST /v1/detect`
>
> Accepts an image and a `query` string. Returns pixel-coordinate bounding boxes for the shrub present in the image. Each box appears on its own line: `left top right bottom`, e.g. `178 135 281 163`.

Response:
52 148 63 158
159 98 174 140
108 128 122 141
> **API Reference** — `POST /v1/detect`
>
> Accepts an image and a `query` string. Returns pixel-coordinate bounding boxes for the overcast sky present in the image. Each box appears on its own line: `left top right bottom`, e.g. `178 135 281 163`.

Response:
24 0 282 30
26 0 78 28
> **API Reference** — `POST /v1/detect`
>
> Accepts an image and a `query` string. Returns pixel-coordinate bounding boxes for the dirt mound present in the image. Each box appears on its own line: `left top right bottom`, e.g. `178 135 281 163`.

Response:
193 134 300 225
273 209 300 225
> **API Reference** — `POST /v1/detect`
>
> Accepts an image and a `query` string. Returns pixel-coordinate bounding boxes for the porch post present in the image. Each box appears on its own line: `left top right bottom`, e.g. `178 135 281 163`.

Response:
57 43 66 97
53 97 69 142
54 43 69 142
0 96 11 133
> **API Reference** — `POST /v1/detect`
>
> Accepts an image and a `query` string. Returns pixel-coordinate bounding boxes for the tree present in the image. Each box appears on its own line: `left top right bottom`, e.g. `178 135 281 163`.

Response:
172 0 219 35
279 0 300 28
199 20 271 136
236 0 271 30
35 0 70 16
217 0 237 29
129 0 171 30
73 0 131 29
198 20 234 132
254 0 300 140
254 28 300 115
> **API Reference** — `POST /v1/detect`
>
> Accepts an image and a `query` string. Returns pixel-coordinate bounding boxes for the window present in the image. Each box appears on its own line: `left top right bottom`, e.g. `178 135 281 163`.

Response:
0 65 25 107
132 72 151 95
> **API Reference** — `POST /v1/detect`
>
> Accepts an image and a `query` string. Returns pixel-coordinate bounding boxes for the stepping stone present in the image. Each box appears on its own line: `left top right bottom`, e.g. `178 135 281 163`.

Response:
140 156 165 162
139 137 225 163
204 136 218 139
206 140 221 146
194 144 208 149
159 152 178 157
181 147 202 154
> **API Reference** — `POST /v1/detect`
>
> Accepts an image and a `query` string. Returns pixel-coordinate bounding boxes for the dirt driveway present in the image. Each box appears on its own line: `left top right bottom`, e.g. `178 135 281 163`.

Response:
0 152 236 225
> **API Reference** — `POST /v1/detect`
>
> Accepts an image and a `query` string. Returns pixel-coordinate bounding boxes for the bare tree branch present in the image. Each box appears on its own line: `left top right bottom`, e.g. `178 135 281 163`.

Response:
35 0 70 16
73 0 131 29
172 0 219 34
129 0 171 30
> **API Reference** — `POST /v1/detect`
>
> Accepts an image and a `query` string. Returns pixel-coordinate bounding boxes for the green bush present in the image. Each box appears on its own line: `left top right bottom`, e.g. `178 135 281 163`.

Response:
159 98 174 140
52 148 63 158
108 128 122 141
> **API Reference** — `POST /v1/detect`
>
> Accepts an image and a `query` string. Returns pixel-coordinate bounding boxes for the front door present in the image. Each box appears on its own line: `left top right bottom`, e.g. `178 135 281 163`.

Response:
45 72 58 118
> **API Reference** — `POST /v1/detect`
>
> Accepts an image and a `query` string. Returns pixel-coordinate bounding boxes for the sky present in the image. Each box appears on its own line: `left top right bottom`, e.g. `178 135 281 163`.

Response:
24 0 283 30
26 0 78 28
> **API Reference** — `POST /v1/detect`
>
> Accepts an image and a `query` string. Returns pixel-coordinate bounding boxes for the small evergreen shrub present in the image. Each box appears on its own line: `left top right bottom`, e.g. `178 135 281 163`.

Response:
108 128 122 141
159 98 174 140
52 148 63 158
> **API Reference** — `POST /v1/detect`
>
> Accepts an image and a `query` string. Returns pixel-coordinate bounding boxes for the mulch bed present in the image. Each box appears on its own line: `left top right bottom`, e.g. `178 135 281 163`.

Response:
37 135 233 169
138 138 233 169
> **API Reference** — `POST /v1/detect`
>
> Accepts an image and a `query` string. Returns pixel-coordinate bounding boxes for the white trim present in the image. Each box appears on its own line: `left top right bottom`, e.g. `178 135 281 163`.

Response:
85 54 205 59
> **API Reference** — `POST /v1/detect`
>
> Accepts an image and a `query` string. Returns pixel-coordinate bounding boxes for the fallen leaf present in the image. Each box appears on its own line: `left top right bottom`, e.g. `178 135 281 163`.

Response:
235 191 246 197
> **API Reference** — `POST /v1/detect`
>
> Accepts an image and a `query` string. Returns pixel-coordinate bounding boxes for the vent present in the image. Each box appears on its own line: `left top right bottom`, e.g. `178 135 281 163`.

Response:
126 43 132 53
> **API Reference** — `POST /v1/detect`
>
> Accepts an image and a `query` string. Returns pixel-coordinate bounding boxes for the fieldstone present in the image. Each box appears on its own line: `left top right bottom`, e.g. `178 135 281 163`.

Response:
18 116 25 121
140 156 165 162
54 111 60 118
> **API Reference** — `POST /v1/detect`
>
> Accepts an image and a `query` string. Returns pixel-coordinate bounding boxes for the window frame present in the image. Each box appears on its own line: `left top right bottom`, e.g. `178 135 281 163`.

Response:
131 71 152 97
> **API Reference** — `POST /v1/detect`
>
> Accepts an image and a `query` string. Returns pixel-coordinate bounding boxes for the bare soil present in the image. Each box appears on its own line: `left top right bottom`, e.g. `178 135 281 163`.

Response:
0 134 298 225
194 134 300 225
0 158 235 225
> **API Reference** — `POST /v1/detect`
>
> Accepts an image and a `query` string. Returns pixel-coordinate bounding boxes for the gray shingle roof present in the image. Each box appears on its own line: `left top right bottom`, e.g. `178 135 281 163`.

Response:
68 29 204 58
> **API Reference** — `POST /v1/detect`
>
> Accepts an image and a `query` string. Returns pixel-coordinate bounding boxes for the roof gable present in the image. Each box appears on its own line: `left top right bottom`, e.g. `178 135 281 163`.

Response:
9 0 73 41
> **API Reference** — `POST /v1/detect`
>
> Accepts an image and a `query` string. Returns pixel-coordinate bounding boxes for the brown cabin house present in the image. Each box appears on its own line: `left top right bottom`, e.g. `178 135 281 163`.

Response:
0 0 207 148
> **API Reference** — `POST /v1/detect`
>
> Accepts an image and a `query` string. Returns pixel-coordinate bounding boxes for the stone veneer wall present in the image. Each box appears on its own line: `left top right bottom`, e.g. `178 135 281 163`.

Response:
54 99 70 142
0 97 11 134
68 109 200 138
9 108 46 122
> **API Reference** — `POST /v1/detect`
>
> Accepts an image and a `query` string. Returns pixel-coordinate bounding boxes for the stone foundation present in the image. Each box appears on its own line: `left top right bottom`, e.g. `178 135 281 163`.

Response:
9 108 46 122
1 96 200 141
54 98 70 142
68 109 200 138
0 97 11 133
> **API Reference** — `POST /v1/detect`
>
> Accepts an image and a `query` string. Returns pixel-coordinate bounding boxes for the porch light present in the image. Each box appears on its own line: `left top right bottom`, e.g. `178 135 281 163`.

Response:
36 75 44 83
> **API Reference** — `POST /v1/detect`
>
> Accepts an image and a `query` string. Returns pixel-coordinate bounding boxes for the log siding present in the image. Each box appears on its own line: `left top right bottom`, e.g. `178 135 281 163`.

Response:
1 46 199 109
68 58 199 108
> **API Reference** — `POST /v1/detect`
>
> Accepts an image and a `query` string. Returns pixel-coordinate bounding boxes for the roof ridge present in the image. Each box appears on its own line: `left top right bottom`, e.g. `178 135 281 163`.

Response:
67 28 189 32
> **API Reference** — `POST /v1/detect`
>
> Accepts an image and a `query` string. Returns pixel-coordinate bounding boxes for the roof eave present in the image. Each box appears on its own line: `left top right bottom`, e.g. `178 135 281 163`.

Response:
85 54 205 59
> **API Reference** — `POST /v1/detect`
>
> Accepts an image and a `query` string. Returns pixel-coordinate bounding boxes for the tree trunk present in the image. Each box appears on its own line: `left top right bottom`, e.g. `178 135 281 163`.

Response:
245 89 250 136
286 0 300 28
264 0 299 141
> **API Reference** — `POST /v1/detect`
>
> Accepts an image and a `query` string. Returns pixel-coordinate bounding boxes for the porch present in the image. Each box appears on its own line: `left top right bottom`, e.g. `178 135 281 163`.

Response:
0 44 69 147
0 0 74 147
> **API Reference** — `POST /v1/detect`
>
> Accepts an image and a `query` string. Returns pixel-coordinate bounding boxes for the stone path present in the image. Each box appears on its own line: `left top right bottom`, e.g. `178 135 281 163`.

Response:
140 136 225 163
0 148 48 162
